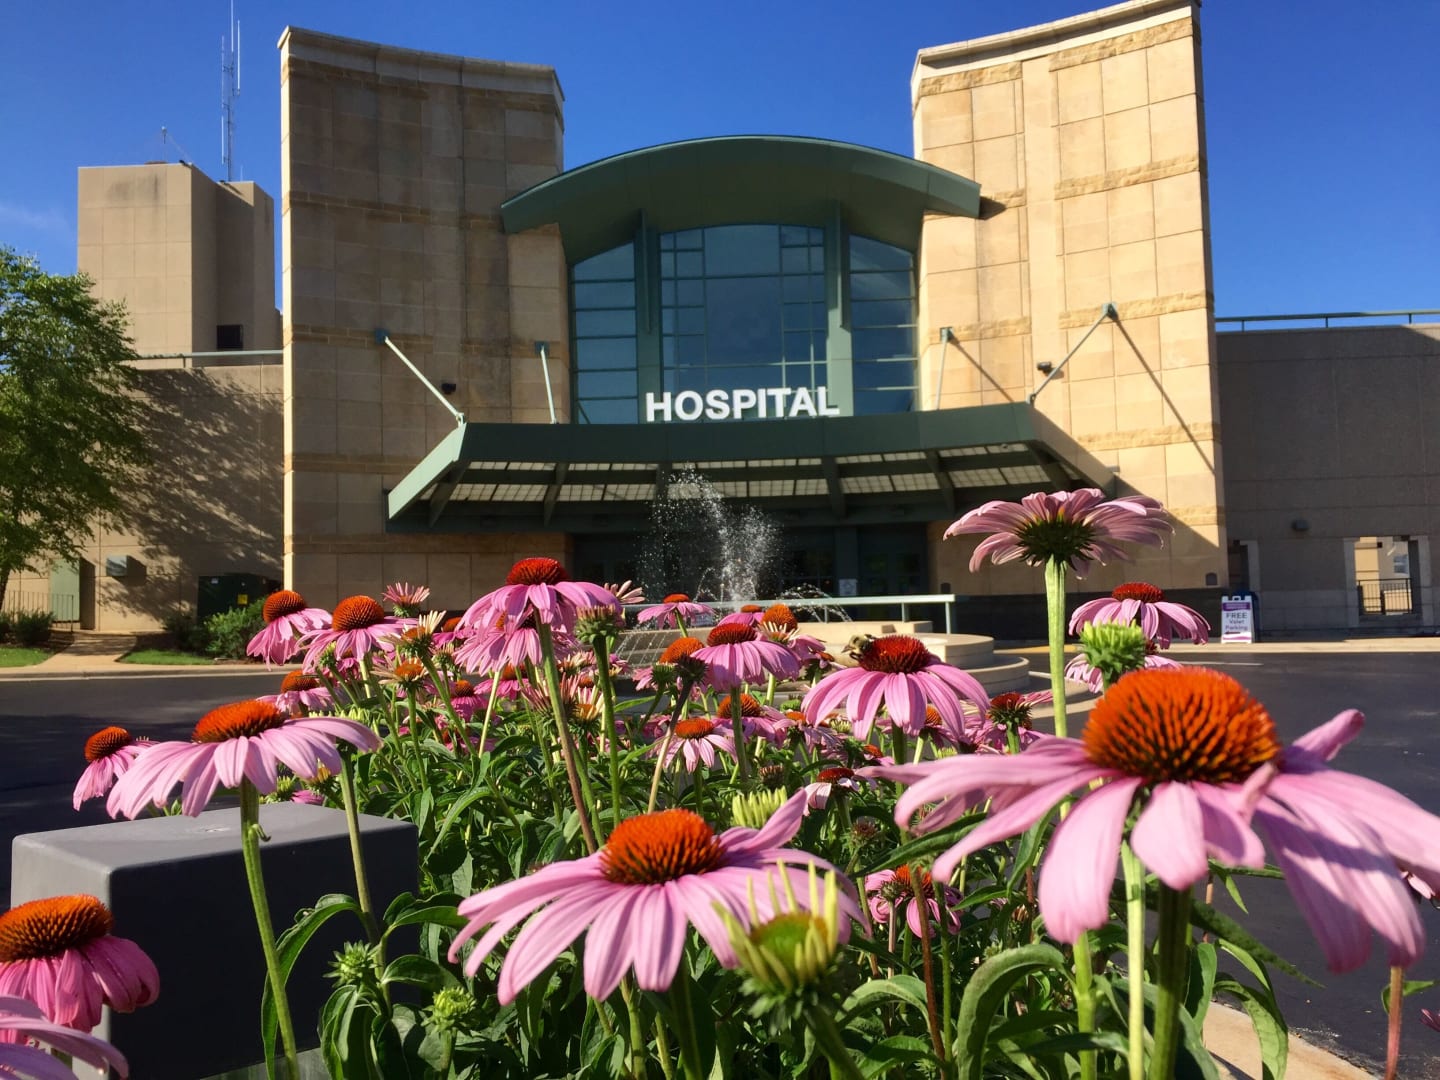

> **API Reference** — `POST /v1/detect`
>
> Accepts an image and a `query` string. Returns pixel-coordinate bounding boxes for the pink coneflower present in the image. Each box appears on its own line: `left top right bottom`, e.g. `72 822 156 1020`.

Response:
801 635 988 742
382 581 431 616
635 635 708 691
107 701 381 818
693 621 798 692
0 994 129 1077
460 557 618 634
717 693 791 746
455 608 579 674
1423 1008 1440 1034
0 895 158 1033
448 793 857 1002
655 718 735 772
260 670 334 716
755 603 826 664
865 865 960 937
1064 644 1182 692
803 766 870 811
944 488 1170 577
246 590 331 666
301 596 406 671
444 679 483 720
1245 707 1440 971
637 592 714 629
886 668 1440 965
973 691 1053 751
1068 582 1210 646
72 727 146 810
605 580 645 606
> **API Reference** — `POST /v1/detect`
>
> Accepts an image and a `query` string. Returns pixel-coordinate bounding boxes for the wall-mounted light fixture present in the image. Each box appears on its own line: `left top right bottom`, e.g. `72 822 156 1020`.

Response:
440 382 457 396
1291 518 1310 533
1036 361 1054 374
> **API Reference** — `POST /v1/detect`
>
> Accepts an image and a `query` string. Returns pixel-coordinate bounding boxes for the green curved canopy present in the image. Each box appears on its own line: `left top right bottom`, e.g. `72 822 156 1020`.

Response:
500 135 981 261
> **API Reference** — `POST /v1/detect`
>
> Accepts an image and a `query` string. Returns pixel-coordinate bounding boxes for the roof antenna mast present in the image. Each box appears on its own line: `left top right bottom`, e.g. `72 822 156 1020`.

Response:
220 2 241 180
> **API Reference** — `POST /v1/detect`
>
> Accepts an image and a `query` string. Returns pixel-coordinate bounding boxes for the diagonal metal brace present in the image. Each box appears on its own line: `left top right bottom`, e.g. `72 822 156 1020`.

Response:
1027 303 1117 404
375 329 466 426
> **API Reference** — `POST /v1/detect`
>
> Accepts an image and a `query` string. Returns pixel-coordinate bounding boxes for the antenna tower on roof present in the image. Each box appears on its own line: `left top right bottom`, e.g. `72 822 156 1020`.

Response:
220 2 241 181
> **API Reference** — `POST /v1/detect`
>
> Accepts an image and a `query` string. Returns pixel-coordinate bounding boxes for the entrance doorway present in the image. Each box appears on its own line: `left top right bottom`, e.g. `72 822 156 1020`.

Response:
1353 535 1419 617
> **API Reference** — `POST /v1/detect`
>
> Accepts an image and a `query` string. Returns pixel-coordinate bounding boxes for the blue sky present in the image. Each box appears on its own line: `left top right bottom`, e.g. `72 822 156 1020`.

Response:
1 1 1435 315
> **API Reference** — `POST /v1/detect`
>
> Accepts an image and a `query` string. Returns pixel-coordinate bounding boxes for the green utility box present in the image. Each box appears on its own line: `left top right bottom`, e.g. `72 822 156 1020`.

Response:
197 573 281 621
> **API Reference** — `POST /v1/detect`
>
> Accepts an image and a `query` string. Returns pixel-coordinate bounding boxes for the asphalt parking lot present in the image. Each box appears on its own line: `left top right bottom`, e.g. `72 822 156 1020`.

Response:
2 651 1437 1074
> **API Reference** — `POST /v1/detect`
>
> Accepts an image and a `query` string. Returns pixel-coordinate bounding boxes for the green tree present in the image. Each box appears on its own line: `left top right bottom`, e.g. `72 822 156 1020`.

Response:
0 247 150 609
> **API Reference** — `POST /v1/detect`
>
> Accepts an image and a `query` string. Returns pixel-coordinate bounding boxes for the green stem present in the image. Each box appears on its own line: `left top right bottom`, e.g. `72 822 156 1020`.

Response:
1044 557 1070 739
667 963 705 1080
337 754 381 950
692 765 708 816
648 674 695 813
729 688 751 783
239 781 301 1079
911 863 947 1065
594 636 623 839
536 623 600 854
1148 884 1193 1080
477 669 502 756
423 656 465 744
654 1016 677 1080
1121 842 1147 1080
1386 964 1404 1080
933 876 955 1052
620 977 648 1080
803 1005 866 1080
763 671 776 706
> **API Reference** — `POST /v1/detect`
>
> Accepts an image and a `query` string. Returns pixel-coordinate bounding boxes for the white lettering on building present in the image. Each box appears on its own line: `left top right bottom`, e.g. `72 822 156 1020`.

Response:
642 386 845 422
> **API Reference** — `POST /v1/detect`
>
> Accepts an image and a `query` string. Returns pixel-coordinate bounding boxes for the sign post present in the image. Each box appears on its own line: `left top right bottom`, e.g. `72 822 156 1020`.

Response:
1219 594 1255 644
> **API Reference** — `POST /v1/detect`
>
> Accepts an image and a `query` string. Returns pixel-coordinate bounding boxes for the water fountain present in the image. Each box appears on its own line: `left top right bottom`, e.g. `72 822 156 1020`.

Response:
638 467 782 602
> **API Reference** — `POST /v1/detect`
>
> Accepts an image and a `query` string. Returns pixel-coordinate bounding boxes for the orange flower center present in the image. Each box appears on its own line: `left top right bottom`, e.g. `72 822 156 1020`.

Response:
880 865 933 902
280 670 319 693
600 809 724 885
83 726 133 762
659 636 704 664
923 705 943 728
857 635 933 674
0 895 114 961
262 590 307 623
674 718 717 739
817 766 853 783
718 693 763 717
761 603 798 631
441 616 461 633
507 557 567 586
740 604 763 613
392 660 425 682
707 623 756 646
862 743 883 758
663 593 691 604
332 596 386 631
1082 669 1280 784
193 701 288 743
1112 582 1165 603
451 680 475 697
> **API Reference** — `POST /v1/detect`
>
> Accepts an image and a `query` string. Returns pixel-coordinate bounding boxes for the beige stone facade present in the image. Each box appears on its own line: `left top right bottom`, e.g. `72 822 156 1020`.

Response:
913 0 1225 602
26 4 1435 636
279 29 570 612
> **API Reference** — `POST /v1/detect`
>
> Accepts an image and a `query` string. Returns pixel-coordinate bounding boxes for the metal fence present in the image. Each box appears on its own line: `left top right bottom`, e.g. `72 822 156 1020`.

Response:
1357 580 1417 616
1217 309 1440 332
1 591 79 623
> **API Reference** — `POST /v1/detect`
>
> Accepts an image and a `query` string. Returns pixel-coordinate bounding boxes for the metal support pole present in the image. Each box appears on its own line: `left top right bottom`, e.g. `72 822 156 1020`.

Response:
536 342 558 424
1027 303 1117 404
931 327 954 411
374 329 465 426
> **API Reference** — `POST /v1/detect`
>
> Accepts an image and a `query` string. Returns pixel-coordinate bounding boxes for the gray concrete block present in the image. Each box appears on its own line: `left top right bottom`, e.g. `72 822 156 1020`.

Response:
11 803 418 1080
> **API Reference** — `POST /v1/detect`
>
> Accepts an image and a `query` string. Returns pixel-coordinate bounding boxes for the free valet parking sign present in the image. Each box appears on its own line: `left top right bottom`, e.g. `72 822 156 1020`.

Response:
644 386 842 422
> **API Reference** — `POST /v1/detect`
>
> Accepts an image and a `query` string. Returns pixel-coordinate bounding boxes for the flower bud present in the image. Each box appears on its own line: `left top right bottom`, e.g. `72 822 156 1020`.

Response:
721 866 843 997
731 788 786 829
1077 620 1148 689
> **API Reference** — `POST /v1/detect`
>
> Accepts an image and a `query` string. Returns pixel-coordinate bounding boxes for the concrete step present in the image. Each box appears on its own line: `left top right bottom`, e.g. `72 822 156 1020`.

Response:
964 654 1034 695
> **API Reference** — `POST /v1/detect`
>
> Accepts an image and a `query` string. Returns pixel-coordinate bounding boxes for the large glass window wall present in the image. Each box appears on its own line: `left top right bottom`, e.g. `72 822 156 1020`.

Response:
570 223 915 423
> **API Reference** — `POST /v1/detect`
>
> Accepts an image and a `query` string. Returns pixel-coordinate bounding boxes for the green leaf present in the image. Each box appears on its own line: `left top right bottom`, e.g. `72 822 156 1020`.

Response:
1381 977 1436 1011
262 893 362 1075
838 975 929 1019
953 943 1072 1080
1186 941 1218 1028
1214 975 1288 1080
857 1035 935 1079
1188 897 1319 986
1175 996 1222 1080
382 954 460 994
382 895 467 941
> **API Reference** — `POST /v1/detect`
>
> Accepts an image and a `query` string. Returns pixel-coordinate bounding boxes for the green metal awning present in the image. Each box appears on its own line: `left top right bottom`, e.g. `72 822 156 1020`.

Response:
385 403 1113 534
500 135 982 261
